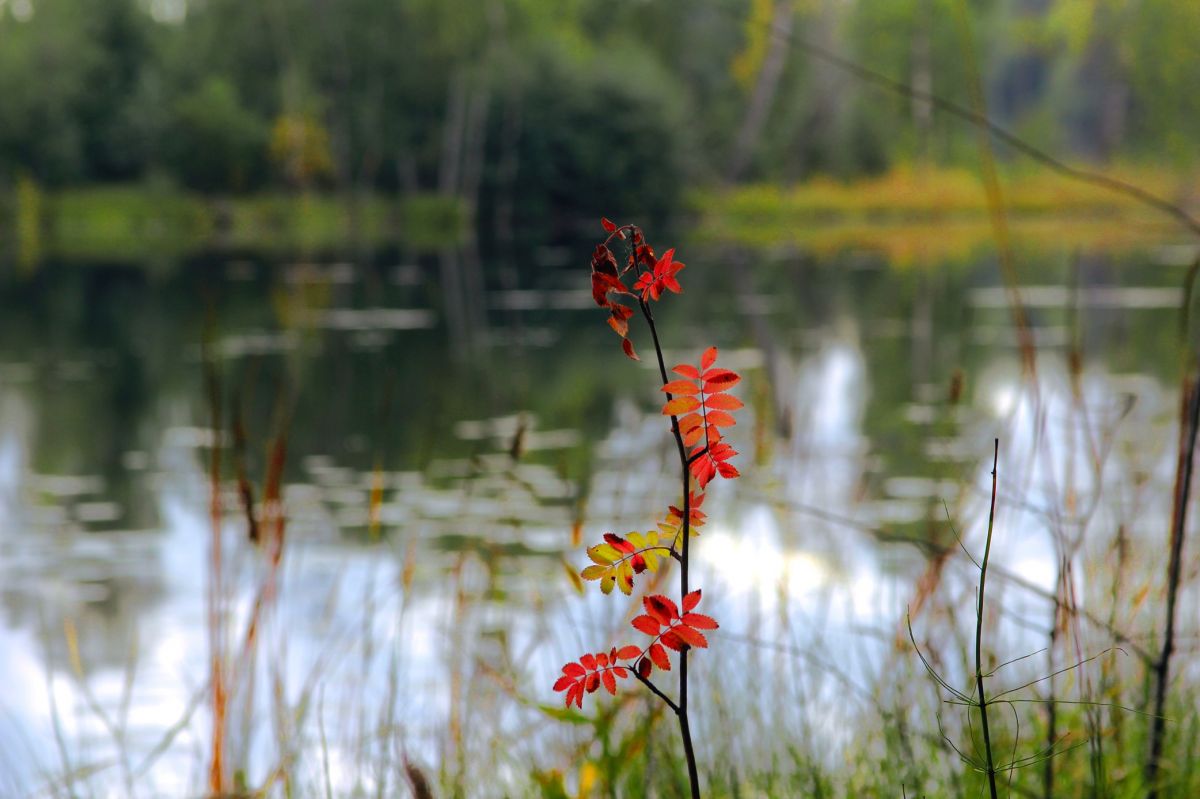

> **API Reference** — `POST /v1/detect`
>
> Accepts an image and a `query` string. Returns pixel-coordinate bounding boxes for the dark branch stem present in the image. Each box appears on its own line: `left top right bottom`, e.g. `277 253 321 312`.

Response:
632 670 679 715
638 286 702 799
1147 361 1200 797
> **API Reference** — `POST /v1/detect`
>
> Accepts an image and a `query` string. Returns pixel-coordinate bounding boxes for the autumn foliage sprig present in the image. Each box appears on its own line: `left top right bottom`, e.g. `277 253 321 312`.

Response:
554 219 742 797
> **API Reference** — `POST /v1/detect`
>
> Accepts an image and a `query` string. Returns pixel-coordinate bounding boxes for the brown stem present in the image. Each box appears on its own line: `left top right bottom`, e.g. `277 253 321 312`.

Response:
638 289 702 799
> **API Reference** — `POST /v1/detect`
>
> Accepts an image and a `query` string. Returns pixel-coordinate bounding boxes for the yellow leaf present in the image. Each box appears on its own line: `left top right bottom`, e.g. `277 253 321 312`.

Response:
562 559 584 595
587 545 613 566
581 565 608 581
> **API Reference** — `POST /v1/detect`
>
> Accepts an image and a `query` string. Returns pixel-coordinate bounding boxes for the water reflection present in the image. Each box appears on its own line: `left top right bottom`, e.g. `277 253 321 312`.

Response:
0 237 1195 794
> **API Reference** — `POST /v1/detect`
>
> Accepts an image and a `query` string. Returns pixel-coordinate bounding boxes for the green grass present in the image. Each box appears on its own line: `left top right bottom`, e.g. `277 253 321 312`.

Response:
5 182 468 264
692 164 1194 263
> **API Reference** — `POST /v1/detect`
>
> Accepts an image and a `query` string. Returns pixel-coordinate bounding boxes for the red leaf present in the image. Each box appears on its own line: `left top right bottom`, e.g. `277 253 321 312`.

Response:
662 396 701 416
611 666 628 678
682 589 702 612
674 625 708 648
632 615 660 636
601 217 617 233
622 338 639 361
716 462 740 479
580 653 597 670
563 662 585 678
596 652 609 667
637 657 652 678
690 458 716 488
604 533 636 553
705 393 743 411
617 645 642 660
661 380 699 395
701 346 718 370
683 612 718 630
644 595 679 624
585 672 600 692
631 553 647 573
703 370 740 390
553 675 574 691
672 364 700 379
602 669 617 695
607 314 628 337
649 643 671 671
567 683 582 708
654 248 675 271
661 631 685 651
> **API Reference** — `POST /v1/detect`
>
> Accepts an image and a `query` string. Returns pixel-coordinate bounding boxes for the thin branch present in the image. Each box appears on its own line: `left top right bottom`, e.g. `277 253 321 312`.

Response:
631 670 680 715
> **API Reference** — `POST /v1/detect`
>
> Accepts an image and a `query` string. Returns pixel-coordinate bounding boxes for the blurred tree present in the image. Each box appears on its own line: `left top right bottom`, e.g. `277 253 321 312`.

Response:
165 78 268 192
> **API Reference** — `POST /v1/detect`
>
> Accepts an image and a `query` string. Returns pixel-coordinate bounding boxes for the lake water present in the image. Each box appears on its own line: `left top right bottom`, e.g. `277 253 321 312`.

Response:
0 223 1197 796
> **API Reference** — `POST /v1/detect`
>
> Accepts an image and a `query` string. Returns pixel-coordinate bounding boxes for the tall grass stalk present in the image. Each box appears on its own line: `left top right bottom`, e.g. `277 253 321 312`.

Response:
975 439 1000 799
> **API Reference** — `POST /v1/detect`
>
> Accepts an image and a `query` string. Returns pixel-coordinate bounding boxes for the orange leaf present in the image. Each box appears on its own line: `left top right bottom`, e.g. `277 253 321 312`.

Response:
705 393 743 411
662 396 701 416
649 643 671 671
716 462 740 479
682 612 718 630
623 338 639 361
672 363 700 379
705 410 736 428
701 346 718 370
682 589 702 612
661 380 699 395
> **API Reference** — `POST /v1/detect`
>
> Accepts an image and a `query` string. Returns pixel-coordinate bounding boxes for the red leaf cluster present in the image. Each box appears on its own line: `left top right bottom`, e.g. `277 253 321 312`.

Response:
661 347 742 487
590 242 638 360
633 248 685 302
554 645 642 708
590 219 691 362
631 591 719 679
554 592 720 708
